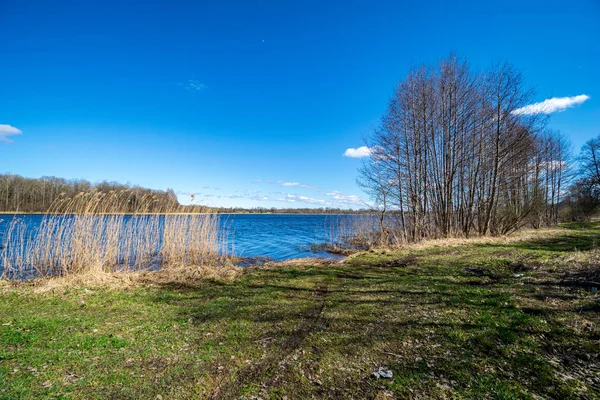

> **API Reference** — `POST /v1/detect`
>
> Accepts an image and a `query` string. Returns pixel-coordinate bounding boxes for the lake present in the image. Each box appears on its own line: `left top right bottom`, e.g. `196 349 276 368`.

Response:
0 214 362 276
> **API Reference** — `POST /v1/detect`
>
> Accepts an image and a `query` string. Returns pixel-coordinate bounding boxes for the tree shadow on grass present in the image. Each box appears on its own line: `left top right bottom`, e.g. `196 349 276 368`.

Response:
144 266 591 396
138 230 600 399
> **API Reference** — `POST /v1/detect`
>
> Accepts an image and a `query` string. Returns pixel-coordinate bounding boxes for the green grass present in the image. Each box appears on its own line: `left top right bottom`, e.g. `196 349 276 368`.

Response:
1 223 599 399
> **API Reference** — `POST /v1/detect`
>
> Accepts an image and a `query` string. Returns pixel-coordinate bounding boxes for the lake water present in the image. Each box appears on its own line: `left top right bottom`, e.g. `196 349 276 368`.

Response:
0 214 360 275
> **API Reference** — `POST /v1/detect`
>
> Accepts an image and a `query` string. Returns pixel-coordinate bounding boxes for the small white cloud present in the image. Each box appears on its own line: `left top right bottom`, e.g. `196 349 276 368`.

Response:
343 146 372 158
297 195 329 205
528 160 568 172
512 94 590 115
326 191 367 207
181 80 208 92
279 181 319 190
257 179 319 191
0 124 22 143
542 160 568 170
277 197 296 203
276 194 330 206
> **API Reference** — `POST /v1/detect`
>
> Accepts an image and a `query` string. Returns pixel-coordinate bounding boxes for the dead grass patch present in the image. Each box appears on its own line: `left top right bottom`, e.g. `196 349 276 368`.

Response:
402 227 572 251
2 264 243 294
137 264 242 288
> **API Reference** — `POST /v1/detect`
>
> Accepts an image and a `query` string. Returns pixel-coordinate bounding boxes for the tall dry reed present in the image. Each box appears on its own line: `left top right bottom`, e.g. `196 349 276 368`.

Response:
318 214 383 253
0 190 227 280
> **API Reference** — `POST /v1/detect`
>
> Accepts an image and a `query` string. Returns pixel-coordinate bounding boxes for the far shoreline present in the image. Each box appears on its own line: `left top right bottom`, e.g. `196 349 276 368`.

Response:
0 212 378 216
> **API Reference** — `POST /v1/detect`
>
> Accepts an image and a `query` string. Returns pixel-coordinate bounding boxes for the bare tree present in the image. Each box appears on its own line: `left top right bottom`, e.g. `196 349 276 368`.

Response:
357 55 564 242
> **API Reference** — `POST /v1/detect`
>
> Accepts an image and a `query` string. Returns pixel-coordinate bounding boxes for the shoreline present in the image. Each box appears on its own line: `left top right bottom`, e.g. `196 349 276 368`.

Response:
0 212 377 216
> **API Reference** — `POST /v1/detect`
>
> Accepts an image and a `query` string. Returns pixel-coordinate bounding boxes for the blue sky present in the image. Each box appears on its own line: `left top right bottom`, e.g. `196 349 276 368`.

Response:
1 0 598 208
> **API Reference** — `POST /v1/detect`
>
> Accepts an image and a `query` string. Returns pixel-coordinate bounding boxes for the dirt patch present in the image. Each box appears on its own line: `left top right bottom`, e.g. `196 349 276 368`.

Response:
462 267 504 280
378 254 418 268
506 260 534 273
264 258 341 268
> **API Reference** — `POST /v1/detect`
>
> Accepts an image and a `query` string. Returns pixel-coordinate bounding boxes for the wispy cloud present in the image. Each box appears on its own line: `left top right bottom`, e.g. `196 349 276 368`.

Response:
279 181 318 190
250 195 269 201
512 94 590 115
277 194 330 206
326 191 370 207
277 191 370 208
181 80 208 92
343 146 372 158
0 124 22 143
256 179 319 191
177 185 369 209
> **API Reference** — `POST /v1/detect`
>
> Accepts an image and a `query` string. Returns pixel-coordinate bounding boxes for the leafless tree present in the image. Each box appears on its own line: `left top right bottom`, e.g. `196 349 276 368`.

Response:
358 55 569 242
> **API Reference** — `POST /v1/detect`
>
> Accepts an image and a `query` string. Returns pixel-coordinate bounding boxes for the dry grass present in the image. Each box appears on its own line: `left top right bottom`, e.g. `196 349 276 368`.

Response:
136 264 242 287
397 226 572 250
324 214 587 258
1 190 229 281
341 226 574 259
0 264 243 294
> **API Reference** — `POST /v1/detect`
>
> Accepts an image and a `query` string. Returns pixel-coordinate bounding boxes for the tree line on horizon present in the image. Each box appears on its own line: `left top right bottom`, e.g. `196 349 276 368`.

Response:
0 174 372 214
0 175 181 213
358 55 599 243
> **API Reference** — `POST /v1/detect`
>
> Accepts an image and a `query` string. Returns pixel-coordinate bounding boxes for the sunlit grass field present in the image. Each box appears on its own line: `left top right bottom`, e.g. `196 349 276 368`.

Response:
1 223 599 399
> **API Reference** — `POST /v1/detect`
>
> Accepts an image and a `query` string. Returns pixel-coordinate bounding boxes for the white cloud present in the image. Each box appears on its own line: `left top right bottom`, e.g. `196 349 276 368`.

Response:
326 191 369 207
0 124 22 143
277 194 330 206
257 179 319 191
279 181 318 190
343 146 372 158
542 160 568 171
250 195 269 201
512 94 590 115
297 195 328 205
181 80 208 92
277 197 296 203
274 191 372 208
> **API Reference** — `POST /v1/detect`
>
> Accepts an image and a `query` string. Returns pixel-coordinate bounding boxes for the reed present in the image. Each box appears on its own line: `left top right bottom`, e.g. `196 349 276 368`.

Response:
318 213 424 254
1 190 228 280
313 214 382 255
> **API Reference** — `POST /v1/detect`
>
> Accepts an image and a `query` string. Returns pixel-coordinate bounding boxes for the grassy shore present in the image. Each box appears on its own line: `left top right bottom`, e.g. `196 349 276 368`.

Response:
1 224 599 399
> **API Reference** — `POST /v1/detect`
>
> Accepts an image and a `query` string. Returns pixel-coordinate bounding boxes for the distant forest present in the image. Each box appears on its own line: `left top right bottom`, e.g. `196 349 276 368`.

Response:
0 174 180 213
0 174 370 214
